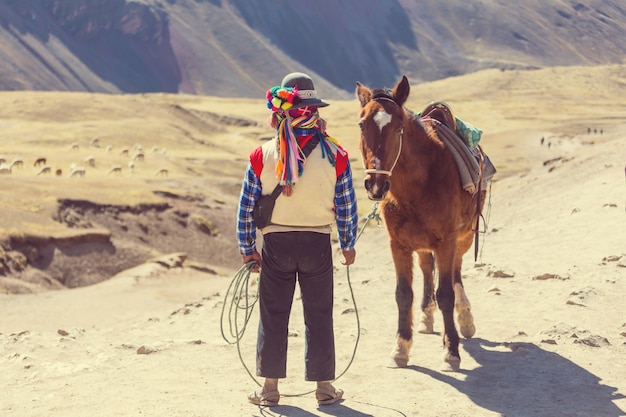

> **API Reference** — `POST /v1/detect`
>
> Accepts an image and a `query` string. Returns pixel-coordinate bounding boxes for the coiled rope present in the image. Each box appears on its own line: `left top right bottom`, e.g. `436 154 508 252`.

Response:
220 202 382 394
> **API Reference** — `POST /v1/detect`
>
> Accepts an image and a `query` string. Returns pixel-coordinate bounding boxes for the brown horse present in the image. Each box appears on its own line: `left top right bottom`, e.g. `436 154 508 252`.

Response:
356 76 488 371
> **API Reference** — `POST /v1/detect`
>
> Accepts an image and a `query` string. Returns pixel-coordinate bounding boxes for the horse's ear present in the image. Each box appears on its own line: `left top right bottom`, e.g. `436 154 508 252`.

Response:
356 81 372 108
392 75 410 106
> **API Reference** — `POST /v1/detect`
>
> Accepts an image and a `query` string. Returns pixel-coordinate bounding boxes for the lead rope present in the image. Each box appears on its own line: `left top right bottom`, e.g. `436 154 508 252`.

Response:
220 202 382 397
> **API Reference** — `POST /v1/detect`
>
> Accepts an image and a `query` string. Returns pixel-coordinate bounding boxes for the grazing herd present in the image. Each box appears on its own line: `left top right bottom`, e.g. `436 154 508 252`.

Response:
0 139 169 178
0 158 26 174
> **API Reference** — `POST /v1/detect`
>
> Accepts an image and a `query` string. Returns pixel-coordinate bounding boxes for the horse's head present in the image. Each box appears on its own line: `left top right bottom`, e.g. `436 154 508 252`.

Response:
356 76 410 201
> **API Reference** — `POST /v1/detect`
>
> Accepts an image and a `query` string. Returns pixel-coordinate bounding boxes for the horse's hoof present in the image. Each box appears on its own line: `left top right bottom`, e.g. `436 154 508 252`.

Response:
457 310 476 338
389 338 412 368
416 321 434 334
441 352 461 372
388 356 409 368
459 322 476 338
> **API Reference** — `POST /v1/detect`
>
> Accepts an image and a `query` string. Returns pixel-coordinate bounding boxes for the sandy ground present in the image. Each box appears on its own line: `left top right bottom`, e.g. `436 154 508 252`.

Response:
1 67 626 417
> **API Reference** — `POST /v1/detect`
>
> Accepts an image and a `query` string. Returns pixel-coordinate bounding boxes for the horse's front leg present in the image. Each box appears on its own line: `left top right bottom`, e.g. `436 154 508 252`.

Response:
436 245 461 372
389 241 414 368
416 250 436 334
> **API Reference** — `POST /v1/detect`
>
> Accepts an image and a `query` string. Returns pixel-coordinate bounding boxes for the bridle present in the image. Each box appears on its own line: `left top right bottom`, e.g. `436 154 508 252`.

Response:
361 96 404 177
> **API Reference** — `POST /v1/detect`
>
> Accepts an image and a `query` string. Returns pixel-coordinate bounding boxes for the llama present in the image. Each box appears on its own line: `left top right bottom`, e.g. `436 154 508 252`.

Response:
69 167 86 177
36 166 52 175
10 159 24 169
84 156 96 167
108 165 122 175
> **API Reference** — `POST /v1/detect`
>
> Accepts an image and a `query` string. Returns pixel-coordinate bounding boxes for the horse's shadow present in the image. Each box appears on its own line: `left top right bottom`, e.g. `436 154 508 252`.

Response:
408 338 624 417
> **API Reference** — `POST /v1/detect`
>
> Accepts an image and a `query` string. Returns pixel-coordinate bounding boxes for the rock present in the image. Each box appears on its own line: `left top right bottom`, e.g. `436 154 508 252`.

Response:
149 252 187 268
566 298 586 307
574 335 611 347
533 273 564 280
489 269 514 278
137 345 156 355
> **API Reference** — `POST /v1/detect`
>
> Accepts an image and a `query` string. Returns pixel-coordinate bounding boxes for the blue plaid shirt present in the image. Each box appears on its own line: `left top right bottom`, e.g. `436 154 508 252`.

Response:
236 160 358 256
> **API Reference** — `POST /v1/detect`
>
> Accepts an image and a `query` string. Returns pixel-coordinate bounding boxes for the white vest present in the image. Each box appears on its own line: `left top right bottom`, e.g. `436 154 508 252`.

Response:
259 139 336 230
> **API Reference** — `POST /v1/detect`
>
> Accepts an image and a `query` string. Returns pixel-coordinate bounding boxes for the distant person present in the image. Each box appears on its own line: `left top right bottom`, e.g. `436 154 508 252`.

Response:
541 136 545 145
236 72 358 407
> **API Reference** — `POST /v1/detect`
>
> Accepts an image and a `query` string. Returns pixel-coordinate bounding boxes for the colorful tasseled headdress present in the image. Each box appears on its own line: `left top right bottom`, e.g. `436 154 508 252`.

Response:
266 85 299 112
266 86 345 185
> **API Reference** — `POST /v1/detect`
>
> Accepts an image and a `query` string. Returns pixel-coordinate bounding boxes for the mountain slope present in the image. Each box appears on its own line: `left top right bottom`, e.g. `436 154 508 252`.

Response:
1 0 625 97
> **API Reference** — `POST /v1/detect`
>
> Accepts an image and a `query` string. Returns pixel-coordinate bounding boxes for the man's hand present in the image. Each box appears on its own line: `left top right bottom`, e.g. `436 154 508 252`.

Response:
341 248 356 266
242 251 262 272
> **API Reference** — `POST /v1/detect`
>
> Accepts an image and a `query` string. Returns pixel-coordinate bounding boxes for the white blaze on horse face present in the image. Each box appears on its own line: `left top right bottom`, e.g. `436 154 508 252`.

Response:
374 110 392 132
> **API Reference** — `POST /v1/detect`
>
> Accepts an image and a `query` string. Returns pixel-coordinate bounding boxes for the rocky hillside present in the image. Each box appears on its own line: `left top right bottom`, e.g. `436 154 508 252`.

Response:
1 0 625 97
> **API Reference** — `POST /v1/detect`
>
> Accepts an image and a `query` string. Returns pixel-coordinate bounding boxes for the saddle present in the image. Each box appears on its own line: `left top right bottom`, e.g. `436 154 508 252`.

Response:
421 102 457 134
420 101 496 194
421 101 483 149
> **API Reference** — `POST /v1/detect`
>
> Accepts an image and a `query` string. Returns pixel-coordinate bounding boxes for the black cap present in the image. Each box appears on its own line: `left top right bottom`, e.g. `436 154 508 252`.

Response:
280 72 329 109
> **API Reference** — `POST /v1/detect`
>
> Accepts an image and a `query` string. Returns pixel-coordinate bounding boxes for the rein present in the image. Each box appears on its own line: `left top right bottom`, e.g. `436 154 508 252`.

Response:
362 96 404 177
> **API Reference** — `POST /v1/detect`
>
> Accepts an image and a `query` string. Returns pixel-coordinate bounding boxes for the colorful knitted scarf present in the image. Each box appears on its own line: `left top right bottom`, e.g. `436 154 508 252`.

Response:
266 86 345 185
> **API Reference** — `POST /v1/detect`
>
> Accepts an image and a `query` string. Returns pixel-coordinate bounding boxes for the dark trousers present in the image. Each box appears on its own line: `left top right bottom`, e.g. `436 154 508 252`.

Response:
256 231 335 381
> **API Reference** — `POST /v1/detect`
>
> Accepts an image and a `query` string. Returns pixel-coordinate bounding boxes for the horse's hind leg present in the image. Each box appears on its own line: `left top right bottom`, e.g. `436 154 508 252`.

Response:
454 240 475 338
454 280 475 338
390 242 414 368
416 250 436 334
455 192 486 337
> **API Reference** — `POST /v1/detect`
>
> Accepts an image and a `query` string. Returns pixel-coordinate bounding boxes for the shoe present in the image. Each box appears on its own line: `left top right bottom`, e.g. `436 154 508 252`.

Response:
316 386 344 405
247 390 280 407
